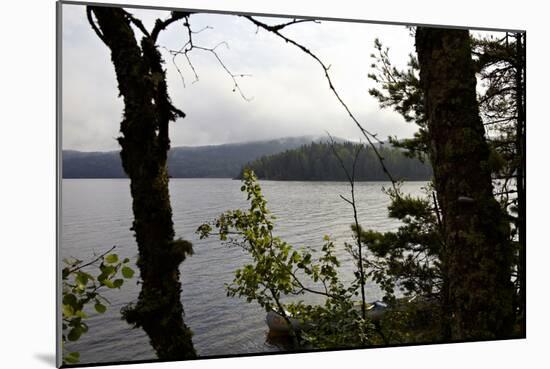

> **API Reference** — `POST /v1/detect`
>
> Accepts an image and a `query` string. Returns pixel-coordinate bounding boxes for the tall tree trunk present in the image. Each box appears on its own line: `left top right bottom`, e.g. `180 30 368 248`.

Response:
88 6 196 359
515 32 526 336
415 28 515 340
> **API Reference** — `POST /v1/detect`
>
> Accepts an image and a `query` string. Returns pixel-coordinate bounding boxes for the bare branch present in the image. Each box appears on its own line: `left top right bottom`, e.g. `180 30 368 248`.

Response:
195 43 253 101
123 10 151 38
268 18 321 31
151 11 191 43
190 25 214 34
339 194 353 206
163 18 253 101
327 134 367 324
86 7 108 46
245 16 398 190
66 245 117 274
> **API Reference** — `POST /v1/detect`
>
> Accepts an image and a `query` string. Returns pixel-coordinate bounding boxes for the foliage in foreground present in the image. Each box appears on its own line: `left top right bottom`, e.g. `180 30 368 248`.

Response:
368 33 523 337
61 248 134 364
198 169 375 348
199 168 454 348
351 186 443 303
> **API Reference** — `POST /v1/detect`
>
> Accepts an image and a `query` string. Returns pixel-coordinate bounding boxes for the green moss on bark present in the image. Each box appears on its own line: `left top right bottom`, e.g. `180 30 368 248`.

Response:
415 28 515 340
89 6 196 359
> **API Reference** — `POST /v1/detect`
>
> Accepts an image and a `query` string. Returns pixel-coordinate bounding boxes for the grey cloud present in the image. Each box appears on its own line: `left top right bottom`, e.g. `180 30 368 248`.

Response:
62 4 420 151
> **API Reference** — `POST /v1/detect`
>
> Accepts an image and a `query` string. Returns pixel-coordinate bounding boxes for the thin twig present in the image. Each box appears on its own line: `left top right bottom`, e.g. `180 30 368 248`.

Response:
66 245 117 274
151 11 191 43
244 16 397 191
327 134 367 324
163 18 253 101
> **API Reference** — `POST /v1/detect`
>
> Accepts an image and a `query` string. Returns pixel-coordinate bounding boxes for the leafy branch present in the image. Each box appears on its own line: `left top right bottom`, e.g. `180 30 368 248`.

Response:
61 247 135 364
197 169 374 348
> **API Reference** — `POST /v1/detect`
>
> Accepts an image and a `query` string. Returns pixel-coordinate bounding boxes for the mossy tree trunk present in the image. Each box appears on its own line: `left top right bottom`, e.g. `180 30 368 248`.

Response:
88 6 196 359
415 28 515 340
514 32 526 336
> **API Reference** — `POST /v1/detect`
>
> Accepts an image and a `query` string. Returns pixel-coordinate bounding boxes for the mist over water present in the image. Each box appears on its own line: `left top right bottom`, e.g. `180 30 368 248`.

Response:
61 178 427 364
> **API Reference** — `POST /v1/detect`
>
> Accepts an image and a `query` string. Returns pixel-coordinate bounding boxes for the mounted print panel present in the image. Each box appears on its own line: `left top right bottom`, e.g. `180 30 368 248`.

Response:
57 1 526 367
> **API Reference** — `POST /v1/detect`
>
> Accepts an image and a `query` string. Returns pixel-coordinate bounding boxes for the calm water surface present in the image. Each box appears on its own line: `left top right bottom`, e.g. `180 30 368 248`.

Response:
61 178 427 364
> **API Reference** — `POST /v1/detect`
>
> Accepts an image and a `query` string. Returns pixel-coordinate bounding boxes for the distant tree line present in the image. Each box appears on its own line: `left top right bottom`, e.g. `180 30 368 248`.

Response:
62 137 322 179
239 141 432 181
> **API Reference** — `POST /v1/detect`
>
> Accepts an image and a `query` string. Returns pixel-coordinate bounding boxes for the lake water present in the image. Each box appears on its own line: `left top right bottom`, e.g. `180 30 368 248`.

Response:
61 178 427 364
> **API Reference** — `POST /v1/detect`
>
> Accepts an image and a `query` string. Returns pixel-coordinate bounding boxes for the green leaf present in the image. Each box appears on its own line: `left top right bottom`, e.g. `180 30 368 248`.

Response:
64 351 80 364
80 322 89 333
98 265 115 278
62 304 74 318
113 279 124 288
121 266 134 279
97 272 109 283
105 254 119 264
75 273 89 288
75 310 88 319
101 279 115 288
67 327 83 341
63 293 77 307
94 303 107 314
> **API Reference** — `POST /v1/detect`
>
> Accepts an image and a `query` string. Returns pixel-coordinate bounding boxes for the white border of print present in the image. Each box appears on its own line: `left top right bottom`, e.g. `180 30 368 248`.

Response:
1 0 546 369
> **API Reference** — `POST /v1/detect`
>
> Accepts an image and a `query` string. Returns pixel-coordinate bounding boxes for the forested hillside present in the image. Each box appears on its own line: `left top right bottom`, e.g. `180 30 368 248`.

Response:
239 141 432 181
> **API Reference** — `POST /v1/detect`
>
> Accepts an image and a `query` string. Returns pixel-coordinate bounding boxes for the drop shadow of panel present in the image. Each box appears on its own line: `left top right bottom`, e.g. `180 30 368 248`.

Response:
34 353 56 366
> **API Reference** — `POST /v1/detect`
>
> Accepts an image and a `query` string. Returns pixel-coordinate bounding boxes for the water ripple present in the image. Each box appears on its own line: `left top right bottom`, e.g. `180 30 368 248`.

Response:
61 178 426 363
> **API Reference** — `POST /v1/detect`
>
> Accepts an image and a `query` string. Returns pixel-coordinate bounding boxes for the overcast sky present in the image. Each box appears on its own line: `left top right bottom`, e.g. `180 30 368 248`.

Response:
61 4 492 151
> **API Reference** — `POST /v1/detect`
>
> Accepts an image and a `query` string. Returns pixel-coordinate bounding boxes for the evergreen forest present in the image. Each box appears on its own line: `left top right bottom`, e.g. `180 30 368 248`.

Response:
240 141 432 181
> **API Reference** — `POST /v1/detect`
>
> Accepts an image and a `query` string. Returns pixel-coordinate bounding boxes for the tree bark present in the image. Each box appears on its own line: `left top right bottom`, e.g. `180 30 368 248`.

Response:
515 32 526 336
415 27 515 340
88 6 196 359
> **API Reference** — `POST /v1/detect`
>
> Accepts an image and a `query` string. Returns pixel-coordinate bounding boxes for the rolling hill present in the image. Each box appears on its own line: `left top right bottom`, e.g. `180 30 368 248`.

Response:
62 136 328 178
